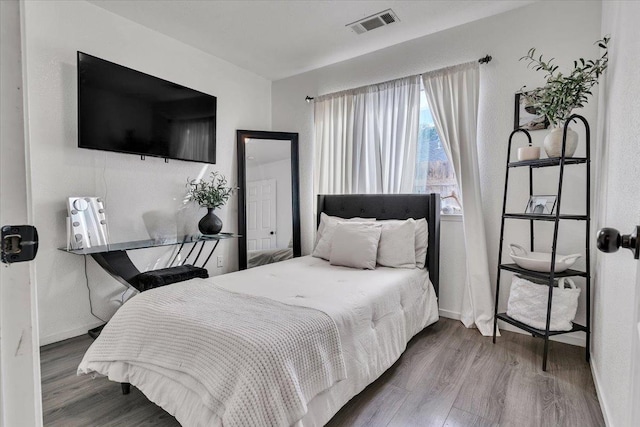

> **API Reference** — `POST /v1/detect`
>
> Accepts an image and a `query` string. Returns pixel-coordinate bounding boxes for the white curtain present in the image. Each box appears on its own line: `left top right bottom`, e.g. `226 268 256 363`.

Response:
314 76 420 194
422 62 496 336
170 117 214 161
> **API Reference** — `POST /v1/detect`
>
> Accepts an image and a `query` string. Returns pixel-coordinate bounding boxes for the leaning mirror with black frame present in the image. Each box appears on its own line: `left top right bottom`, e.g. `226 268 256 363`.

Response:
236 130 301 269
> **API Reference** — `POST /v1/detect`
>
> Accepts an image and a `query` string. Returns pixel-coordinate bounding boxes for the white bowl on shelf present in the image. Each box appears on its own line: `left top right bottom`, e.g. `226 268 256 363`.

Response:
509 243 581 273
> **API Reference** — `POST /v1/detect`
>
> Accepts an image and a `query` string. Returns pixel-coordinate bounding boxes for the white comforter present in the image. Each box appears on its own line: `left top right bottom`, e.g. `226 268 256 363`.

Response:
78 281 346 426
78 256 439 426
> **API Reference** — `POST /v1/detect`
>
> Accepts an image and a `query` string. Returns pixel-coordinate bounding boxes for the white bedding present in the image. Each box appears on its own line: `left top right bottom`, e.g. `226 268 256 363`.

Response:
79 256 438 426
78 281 346 426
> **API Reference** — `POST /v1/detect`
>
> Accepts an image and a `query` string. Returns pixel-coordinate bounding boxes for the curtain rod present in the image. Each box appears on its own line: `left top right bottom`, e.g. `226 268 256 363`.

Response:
305 54 492 102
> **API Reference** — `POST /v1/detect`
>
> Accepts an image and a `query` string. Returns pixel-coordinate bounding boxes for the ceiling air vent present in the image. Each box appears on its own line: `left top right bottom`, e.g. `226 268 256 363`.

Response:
347 9 399 35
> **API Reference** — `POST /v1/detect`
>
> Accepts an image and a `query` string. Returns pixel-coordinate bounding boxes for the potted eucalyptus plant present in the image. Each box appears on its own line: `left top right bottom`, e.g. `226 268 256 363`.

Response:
521 37 609 158
187 171 235 235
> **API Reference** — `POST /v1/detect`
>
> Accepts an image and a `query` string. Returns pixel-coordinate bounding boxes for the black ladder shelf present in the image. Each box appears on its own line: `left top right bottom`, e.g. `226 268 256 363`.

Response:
492 114 592 371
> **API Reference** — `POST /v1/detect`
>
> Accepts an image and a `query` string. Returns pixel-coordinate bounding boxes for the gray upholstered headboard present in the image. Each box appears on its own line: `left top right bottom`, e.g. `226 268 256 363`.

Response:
316 194 441 297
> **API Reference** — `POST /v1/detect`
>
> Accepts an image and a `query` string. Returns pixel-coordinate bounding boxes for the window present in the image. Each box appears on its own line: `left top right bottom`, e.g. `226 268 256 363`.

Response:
413 87 462 214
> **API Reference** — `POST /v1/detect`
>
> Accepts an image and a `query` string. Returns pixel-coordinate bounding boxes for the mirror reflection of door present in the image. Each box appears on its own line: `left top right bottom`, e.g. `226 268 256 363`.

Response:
246 179 277 250
244 138 294 268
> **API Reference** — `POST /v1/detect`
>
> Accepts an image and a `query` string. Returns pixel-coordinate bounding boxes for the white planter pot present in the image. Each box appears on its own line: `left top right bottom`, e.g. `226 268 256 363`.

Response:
544 126 578 158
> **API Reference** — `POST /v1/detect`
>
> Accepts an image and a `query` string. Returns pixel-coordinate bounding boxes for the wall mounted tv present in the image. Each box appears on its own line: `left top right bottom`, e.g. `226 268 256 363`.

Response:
78 52 217 164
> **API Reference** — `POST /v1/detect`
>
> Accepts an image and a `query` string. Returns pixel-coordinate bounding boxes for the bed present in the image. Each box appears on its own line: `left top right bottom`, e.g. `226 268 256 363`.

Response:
78 194 441 427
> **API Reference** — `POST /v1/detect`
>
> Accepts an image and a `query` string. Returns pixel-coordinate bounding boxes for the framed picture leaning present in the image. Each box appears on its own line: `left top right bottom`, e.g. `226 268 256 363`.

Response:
514 92 550 131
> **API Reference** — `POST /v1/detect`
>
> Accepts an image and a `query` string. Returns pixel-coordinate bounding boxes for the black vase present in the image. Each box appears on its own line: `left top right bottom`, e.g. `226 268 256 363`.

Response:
198 208 222 235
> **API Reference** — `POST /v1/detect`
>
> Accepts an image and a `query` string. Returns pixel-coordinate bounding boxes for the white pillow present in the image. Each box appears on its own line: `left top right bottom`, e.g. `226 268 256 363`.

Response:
377 218 429 268
329 223 382 270
377 219 416 268
313 213 375 260
414 218 429 269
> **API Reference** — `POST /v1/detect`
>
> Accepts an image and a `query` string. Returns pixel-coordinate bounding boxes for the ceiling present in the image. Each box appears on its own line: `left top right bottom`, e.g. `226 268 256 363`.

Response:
88 0 535 81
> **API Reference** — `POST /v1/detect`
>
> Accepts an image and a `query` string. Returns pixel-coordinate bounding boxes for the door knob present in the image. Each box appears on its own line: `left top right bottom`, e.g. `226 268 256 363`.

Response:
597 226 639 259
270 231 275 235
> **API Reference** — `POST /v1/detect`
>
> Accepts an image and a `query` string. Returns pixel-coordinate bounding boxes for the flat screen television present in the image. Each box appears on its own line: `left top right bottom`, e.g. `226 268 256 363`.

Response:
78 52 217 164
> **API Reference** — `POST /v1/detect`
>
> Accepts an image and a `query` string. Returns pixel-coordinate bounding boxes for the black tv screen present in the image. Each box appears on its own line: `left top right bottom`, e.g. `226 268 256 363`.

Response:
78 52 216 164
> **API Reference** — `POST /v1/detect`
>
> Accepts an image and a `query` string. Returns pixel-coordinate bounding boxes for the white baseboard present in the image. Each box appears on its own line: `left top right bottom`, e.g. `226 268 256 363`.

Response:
590 356 613 427
439 308 586 347
39 321 102 347
439 308 461 320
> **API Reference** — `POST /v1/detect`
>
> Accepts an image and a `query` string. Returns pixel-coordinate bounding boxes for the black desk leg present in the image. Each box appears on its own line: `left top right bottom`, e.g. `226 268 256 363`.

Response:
180 242 199 266
169 238 187 267
90 251 141 291
202 240 220 267
192 241 207 266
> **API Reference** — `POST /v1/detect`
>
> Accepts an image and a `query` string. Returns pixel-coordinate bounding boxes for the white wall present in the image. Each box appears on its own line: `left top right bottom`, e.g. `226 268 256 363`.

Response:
591 2 640 425
22 0 272 345
272 1 601 332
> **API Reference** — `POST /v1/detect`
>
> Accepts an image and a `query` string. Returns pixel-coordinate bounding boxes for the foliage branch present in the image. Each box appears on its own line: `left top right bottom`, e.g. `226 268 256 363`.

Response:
520 37 609 127
186 171 235 209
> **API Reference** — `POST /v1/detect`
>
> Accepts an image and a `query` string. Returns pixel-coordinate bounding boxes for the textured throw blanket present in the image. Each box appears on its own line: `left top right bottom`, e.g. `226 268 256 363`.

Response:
78 279 346 426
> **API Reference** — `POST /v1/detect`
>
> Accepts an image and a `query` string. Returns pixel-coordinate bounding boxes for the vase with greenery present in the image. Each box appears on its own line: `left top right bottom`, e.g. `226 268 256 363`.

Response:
186 171 235 234
521 37 609 158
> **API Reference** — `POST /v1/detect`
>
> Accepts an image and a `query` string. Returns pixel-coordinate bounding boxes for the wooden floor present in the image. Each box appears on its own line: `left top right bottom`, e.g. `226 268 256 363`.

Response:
41 318 604 426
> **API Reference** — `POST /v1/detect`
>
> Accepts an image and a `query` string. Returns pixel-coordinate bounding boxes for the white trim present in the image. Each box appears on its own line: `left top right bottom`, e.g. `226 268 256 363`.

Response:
20 0 42 422
591 356 613 427
439 308 461 319
39 321 103 347
439 308 586 347
441 214 462 222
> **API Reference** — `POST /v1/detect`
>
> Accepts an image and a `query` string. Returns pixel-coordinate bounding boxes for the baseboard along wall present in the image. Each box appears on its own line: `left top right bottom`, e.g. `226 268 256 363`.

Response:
39 321 103 347
590 356 613 427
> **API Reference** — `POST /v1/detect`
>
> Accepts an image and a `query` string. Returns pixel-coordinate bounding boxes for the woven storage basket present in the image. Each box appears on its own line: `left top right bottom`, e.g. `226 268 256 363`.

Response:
506 276 580 331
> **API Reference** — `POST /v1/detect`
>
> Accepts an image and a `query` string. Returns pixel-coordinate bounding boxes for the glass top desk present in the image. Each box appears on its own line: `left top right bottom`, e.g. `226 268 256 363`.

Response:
59 233 239 291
